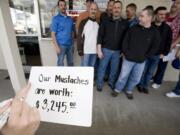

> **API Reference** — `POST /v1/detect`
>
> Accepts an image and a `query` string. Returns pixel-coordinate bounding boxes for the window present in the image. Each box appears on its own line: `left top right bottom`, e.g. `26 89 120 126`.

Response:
9 0 38 35
38 0 57 38
39 0 87 38
9 0 41 66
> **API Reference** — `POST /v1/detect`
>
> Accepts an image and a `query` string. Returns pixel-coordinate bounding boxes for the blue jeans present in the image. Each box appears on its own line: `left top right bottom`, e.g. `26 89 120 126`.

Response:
139 55 160 89
115 58 145 93
81 54 97 67
172 74 180 95
97 48 120 89
153 59 168 84
95 58 111 79
57 45 73 66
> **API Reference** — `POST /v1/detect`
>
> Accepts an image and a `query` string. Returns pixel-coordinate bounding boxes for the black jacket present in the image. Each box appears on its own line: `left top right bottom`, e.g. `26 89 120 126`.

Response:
152 22 172 56
97 17 129 51
122 24 161 63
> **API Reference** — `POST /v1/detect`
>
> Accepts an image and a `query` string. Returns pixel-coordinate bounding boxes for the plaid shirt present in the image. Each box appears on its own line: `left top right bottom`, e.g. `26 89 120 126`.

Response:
166 13 180 42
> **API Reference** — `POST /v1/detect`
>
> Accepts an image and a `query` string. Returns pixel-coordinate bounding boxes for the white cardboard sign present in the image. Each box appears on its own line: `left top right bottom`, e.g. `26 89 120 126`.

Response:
26 67 94 127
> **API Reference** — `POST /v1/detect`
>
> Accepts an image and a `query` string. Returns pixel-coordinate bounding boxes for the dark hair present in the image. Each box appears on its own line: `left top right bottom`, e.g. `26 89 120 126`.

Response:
143 6 154 17
108 0 115 4
127 3 137 11
86 0 94 3
114 0 123 6
154 6 167 14
145 5 154 11
57 0 66 6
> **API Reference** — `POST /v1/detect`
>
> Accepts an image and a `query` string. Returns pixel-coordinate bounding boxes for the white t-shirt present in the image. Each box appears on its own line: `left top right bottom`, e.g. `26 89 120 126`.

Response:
82 20 99 54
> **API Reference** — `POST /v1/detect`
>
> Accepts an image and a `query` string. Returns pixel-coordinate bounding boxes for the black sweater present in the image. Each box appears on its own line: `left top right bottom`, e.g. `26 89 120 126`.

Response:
97 17 129 50
122 24 161 63
152 22 172 56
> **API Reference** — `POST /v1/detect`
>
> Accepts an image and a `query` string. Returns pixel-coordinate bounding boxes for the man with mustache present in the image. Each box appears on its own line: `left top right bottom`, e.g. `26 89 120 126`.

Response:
76 0 101 33
51 0 75 66
77 2 99 67
100 0 115 23
96 1 129 92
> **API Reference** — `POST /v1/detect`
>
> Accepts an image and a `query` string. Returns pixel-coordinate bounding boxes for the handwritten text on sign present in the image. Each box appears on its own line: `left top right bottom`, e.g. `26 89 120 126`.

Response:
26 67 94 127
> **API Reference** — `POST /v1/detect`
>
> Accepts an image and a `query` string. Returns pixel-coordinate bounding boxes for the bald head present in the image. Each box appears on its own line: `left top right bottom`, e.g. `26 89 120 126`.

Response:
89 2 98 19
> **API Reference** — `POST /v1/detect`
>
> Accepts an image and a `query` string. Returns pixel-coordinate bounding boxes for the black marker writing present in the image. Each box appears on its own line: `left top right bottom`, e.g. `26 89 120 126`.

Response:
55 75 89 85
39 74 51 82
49 88 72 97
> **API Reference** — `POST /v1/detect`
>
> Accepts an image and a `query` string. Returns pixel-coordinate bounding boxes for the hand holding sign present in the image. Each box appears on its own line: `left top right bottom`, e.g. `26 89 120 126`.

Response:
1 84 40 135
26 67 94 127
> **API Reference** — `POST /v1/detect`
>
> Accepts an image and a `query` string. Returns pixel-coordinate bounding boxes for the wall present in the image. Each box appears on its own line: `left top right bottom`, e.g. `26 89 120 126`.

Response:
121 0 172 11
97 0 172 11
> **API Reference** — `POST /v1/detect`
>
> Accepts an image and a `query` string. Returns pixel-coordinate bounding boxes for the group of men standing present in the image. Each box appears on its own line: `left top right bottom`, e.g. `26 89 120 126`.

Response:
51 0 180 100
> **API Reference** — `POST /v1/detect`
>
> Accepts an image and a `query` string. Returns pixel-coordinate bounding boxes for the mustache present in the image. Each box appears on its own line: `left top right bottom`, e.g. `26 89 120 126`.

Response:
91 12 96 14
114 11 120 13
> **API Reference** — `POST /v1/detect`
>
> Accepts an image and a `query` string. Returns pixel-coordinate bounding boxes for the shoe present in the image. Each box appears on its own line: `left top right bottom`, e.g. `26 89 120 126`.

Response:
166 92 180 98
97 86 102 92
143 88 149 94
126 92 134 100
152 83 161 89
104 76 109 82
112 90 119 97
108 83 114 91
137 85 143 93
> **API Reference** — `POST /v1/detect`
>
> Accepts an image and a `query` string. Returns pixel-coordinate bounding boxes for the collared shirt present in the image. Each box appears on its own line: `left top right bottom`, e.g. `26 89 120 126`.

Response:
128 17 139 28
166 13 180 42
51 12 74 46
